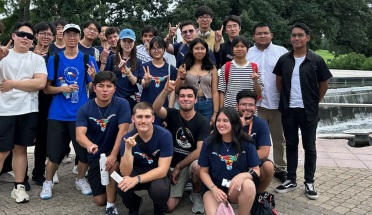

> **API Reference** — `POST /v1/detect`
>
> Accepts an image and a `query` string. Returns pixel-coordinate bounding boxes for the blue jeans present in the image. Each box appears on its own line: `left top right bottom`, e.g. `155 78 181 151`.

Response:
195 97 213 122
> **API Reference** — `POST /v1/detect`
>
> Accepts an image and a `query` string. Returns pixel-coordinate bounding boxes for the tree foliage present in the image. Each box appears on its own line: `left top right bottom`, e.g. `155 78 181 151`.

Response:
0 0 372 56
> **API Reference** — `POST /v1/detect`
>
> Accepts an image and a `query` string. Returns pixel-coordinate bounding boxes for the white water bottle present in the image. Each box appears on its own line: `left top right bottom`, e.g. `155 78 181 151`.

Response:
99 154 109 186
71 81 79 103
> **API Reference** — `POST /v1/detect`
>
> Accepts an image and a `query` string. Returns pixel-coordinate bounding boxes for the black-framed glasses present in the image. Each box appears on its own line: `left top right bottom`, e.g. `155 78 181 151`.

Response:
150 47 164 52
38 32 54 38
15 31 34 40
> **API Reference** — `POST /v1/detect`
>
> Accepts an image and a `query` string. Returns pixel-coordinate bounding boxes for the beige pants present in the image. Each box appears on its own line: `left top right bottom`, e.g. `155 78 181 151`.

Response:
257 107 286 172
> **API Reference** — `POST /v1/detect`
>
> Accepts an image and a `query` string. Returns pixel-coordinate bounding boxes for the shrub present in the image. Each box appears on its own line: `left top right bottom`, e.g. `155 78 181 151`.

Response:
328 52 366 70
361 57 372 70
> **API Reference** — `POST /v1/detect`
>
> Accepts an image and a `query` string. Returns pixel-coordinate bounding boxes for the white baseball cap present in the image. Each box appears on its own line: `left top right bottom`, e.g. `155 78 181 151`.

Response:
63 24 81 33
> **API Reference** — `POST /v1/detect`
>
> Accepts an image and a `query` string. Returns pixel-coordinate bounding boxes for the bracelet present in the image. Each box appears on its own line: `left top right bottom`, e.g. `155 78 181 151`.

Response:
209 184 216 191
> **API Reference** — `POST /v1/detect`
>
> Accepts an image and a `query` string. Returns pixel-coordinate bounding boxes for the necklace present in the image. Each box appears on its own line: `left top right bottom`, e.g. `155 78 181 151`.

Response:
222 141 232 152
97 101 111 119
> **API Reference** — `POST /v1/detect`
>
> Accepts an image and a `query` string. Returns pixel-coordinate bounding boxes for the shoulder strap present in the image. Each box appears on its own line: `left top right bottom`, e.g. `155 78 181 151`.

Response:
224 61 231 90
83 53 89 87
52 54 60 86
177 43 186 58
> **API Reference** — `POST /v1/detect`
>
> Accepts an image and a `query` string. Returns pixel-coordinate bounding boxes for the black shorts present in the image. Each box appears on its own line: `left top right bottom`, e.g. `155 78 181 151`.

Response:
0 113 38 152
88 159 106 196
46 120 88 164
259 158 273 167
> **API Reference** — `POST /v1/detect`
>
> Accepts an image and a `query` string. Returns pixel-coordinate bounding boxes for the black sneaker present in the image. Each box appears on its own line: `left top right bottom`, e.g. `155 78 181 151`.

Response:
274 171 287 183
106 206 119 215
304 182 318 200
275 180 297 193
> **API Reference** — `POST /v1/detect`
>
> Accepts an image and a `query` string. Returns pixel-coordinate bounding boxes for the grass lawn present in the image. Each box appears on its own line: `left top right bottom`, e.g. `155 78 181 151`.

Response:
315 50 335 63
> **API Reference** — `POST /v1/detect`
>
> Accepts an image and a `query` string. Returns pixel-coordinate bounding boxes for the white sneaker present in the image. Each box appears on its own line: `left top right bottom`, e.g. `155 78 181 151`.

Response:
75 178 92 195
72 165 78 175
62 155 72 164
11 184 29 203
40 181 53 199
190 192 204 214
53 172 59 184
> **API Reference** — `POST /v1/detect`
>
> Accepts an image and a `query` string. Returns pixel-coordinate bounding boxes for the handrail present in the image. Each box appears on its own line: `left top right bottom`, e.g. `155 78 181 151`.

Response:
320 103 372 107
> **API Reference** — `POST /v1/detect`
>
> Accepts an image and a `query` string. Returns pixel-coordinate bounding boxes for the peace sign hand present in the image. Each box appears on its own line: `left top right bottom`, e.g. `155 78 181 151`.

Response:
87 61 97 79
34 44 46 56
100 48 110 63
0 40 12 59
215 25 224 43
123 133 139 150
142 66 152 84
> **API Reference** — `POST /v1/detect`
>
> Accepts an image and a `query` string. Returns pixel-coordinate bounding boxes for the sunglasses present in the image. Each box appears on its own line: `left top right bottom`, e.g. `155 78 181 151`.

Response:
182 29 195 35
15 31 35 40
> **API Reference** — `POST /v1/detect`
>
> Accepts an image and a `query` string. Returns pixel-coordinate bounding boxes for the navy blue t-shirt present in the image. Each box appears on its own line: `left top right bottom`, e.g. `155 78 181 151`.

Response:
139 61 177 107
120 125 173 171
78 43 97 60
76 96 131 161
173 42 216 68
105 55 142 98
242 116 271 149
49 43 65 55
198 136 260 188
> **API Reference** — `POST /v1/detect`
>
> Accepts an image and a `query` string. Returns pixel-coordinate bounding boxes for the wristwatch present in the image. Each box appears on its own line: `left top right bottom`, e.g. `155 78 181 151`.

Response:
137 175 141 184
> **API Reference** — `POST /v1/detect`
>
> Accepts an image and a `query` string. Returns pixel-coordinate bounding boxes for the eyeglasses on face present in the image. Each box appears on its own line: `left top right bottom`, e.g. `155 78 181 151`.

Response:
198 15 212 20
15 31 35 40
38 32 54 38
86 27 98 33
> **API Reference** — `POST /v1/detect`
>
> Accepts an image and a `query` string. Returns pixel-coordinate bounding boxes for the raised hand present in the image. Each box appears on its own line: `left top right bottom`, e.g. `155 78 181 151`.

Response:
87 61 97 79
0 40 12 59
166 22 180 41
164 76 180 93
117 52 130 75
142 66 152 85
177 64 187 79
100 48 110 63
215 25 224 43
123 133 139 150
251 72 259 83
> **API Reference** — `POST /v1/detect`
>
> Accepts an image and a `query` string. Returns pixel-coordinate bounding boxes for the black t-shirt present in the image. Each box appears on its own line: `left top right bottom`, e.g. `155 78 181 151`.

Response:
165 108 210 168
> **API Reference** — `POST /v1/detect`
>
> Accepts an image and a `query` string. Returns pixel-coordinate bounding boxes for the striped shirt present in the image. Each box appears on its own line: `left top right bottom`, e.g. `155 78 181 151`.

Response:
218 60 263 107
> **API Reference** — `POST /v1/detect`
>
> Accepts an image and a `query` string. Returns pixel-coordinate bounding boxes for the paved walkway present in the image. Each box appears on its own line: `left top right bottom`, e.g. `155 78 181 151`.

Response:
0 138 371 215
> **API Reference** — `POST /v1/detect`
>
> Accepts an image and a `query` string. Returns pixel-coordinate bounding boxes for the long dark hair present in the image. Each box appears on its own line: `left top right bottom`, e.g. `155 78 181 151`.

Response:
211 107 253 155
114 39 138 73
184 38 214 71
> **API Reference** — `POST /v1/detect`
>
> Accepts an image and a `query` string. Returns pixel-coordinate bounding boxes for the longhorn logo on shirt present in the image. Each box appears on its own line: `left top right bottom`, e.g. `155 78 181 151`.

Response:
212 152 240 170
134 152 154 164
151 76 167 87
89 114 116 131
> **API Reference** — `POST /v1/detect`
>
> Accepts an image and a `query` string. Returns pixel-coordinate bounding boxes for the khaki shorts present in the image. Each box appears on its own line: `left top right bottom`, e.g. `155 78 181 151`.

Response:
170 160 198 198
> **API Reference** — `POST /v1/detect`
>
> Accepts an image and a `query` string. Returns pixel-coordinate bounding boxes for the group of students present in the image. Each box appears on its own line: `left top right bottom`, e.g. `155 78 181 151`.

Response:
0 4 333 215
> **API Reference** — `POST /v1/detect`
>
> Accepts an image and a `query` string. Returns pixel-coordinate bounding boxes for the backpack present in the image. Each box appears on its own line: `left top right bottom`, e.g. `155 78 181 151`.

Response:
52 53 90 87
251 192 278 215
224 61 261 100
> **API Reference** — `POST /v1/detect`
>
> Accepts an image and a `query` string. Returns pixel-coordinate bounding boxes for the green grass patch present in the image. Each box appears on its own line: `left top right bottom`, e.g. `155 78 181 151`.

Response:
315 50 335 63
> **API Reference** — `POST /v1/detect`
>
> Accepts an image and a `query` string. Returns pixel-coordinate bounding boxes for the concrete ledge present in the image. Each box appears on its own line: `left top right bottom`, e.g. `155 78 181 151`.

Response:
317 133 355 140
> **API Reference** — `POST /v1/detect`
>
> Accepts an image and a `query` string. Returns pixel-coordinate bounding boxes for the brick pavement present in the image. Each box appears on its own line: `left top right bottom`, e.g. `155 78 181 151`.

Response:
0 139 371 215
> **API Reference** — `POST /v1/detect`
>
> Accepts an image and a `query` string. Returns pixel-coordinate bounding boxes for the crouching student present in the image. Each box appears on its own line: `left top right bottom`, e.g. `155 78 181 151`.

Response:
199 107 260 215
117 102 173 215
76 71 131 214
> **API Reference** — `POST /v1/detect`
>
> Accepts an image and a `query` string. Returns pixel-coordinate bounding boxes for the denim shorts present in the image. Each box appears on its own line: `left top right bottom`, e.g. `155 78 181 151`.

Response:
194 97 213 121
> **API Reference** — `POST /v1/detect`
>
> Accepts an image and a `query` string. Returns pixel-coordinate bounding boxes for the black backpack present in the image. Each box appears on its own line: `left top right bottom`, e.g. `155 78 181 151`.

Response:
251 192 278 215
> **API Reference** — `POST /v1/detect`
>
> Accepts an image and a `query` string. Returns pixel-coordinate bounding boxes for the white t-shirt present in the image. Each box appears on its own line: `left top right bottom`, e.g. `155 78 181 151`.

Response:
247 43 288 109
0 50 47 116
289 56 305 108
